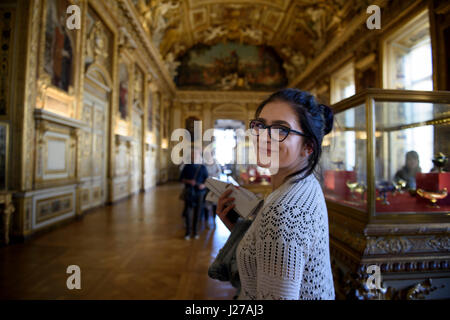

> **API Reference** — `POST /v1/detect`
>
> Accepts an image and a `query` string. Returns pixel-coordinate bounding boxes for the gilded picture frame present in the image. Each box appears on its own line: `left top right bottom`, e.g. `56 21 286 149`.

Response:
37 0 81 117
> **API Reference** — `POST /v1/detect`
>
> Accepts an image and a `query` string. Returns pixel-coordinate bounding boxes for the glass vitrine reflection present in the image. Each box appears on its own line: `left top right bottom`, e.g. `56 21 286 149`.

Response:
374 101 450 213
322 89 450 216
322 104 367 211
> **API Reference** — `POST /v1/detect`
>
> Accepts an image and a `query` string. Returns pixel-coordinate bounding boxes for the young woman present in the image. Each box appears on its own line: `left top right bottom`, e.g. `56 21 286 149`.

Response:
216 88 335 300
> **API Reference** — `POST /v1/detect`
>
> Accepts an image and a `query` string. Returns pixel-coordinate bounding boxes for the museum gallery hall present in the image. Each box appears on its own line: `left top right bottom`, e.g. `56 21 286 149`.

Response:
0 0 449 300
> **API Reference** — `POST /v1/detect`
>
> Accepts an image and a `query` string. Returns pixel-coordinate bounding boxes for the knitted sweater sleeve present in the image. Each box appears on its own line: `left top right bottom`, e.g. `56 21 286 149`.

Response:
255 203 311 300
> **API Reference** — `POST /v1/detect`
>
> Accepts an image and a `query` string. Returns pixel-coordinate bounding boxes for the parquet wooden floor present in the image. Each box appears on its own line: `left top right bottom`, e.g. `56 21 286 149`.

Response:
0 183 237 300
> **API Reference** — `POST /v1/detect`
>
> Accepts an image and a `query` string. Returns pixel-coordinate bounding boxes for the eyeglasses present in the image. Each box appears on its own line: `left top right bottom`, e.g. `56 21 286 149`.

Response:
249 119 308 142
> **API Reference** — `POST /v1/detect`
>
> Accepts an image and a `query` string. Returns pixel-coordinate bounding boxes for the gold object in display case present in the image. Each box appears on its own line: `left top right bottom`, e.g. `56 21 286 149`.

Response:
416 188 448 208
394 179 407 192
346 180 359 197
432 153 448 173
323 89 450 300
346 181 366 201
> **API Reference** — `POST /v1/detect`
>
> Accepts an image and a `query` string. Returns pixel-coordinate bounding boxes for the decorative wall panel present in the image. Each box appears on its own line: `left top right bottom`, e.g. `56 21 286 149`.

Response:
31 184 76 230
34 109 80 188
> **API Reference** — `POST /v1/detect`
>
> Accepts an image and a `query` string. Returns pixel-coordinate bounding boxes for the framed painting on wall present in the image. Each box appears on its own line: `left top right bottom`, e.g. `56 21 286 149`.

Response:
43 0 76 93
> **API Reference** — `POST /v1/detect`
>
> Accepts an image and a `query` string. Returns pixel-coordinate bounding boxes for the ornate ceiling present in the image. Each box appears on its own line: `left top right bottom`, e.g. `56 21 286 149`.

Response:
133 0 372 84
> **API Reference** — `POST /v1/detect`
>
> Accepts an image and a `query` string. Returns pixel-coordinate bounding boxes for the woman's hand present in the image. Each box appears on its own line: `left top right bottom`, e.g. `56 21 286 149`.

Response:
182 179 196 186
216 188 236 231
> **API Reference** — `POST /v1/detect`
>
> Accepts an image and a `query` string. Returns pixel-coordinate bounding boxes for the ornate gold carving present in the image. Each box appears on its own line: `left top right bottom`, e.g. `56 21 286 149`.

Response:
134 65 144 106
365 236 450 255
332 260 447 300
427 237 450 251
0 192 14 245
119 26 137 53
22 0 41 191
117 0 176 95
86 21 109 64
36 75 76 118
366 237 412 255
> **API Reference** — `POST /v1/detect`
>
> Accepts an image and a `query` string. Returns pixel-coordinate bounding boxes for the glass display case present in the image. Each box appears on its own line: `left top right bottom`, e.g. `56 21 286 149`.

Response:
322 89 450 217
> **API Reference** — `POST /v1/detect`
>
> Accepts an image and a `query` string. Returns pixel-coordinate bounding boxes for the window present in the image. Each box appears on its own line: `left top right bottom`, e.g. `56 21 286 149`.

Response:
383 10 433 90
330 62 355 104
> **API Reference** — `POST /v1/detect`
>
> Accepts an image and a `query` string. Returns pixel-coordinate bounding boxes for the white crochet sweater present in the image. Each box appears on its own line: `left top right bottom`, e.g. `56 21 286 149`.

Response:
236 173 335 300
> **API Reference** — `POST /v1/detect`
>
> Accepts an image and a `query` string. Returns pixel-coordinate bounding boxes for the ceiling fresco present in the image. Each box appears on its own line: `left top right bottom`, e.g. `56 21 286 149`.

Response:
133 0 372 88
175 42 287 90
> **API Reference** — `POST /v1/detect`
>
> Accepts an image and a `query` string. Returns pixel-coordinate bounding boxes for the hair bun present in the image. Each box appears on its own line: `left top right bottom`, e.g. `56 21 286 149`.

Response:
321 104 334 135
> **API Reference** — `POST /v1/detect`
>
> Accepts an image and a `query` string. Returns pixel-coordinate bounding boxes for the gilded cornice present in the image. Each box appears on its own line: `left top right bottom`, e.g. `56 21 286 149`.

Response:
289 0 388 88
364 235 450 255
187 0 290 10
117 0 176 96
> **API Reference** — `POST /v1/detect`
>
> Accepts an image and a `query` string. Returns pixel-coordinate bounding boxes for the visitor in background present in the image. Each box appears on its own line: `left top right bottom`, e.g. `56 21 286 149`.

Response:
394 150 421 190
180 148 209 240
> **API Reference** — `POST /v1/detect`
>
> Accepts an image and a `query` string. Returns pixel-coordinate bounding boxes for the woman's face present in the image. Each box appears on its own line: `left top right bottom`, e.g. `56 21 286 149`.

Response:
406 157 419 170
254 101 311 173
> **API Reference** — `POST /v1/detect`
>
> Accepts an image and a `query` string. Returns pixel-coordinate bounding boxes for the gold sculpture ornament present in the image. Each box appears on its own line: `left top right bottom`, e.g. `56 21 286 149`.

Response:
346 181 358 192
346 180 358 199
394 179 407 193
432 152 448 173
416 188 448 208
347 181 366 200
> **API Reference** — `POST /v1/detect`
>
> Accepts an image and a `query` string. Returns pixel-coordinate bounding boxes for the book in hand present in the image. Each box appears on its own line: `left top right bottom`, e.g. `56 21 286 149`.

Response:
205 177 264 220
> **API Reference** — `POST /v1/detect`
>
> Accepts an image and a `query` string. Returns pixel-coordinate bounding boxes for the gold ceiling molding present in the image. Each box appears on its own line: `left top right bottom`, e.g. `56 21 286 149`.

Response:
187 0 290 10
174 90 271 103
289 0 388 88
118 0 176 96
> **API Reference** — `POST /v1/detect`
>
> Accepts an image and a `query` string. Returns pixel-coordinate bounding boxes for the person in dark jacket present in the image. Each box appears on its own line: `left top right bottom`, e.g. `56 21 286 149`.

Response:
180 149 209 240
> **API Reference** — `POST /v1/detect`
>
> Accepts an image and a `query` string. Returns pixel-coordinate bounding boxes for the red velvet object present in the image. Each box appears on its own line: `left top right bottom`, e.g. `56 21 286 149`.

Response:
416 172 450 205
324 170 357 200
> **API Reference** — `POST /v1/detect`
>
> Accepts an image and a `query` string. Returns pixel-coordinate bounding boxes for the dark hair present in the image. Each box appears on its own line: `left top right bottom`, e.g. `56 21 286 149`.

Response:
405 150 419 161
255 88 334 183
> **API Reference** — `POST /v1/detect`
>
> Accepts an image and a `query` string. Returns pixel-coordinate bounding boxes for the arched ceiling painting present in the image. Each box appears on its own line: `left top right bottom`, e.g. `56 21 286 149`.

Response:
175 42 286 90
134 0 368 89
